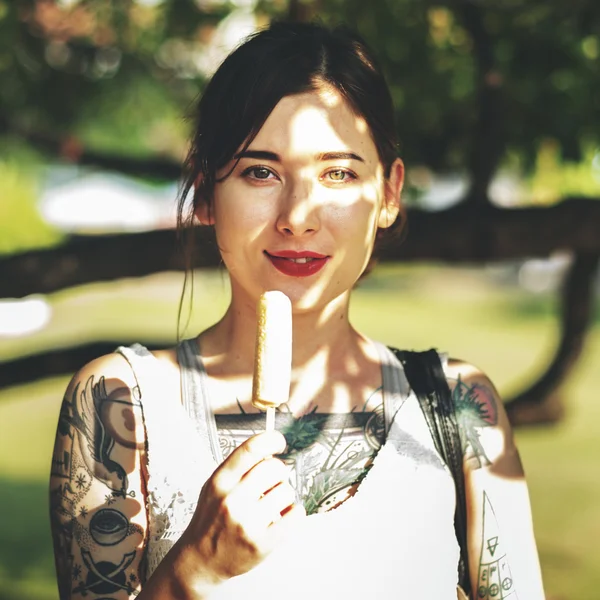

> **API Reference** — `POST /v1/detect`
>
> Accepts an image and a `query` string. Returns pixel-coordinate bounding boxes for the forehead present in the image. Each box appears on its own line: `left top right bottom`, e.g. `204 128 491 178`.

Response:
248 90 379 165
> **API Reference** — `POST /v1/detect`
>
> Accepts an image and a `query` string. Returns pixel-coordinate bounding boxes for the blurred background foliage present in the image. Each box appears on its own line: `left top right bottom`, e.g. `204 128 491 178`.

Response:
0 0 599 241
1 0 600 250
1 0 599 166
1 1 600 599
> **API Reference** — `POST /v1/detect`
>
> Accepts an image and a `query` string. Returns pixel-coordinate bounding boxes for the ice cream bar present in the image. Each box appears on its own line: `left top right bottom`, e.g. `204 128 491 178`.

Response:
251 291 292 428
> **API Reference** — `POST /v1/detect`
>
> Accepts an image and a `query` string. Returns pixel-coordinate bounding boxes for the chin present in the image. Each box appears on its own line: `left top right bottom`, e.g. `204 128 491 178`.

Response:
283 285 350 315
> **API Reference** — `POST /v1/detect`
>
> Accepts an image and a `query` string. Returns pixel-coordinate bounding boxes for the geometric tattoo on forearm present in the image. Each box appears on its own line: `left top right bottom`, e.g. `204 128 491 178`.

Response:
477 492 518 599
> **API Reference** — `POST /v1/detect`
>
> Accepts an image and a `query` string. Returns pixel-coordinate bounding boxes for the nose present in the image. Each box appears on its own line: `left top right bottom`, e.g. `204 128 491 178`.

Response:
275 178 320 236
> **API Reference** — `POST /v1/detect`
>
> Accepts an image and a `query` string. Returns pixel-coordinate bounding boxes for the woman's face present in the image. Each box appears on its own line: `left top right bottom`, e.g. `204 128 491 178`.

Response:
197 88 403 314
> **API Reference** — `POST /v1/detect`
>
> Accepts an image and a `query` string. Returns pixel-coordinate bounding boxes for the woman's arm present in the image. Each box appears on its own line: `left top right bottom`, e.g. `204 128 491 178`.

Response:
49 353 150 598
50 353 303 599
49 353 215 599
445 359 546 600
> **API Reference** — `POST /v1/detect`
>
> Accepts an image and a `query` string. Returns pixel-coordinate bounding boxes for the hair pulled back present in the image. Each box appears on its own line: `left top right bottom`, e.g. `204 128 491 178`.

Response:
177 20 401 228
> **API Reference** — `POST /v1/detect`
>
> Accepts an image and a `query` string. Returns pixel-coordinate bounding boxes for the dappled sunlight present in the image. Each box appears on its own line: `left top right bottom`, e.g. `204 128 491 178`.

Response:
143 90 399 423
287 337 381 417
478 428 506 470
1 267 599 598
211 89 394 322
202 316 384 423
2 2 599 596
354 116 368 135
316 85 342 108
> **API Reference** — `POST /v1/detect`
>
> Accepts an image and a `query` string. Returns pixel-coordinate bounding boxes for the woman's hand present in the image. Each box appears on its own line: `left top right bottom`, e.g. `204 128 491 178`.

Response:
178 430 306 585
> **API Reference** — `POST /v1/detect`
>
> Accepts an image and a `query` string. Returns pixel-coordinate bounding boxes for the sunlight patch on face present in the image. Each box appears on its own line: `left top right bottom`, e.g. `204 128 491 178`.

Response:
295 268 336 310
354 115 368 134
283 102 382 211
287 104 350 161
360 174 381 203
213 90 389 314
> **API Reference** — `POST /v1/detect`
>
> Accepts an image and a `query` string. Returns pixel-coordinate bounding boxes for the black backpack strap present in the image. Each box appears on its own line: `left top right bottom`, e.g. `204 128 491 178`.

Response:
388 347 471 597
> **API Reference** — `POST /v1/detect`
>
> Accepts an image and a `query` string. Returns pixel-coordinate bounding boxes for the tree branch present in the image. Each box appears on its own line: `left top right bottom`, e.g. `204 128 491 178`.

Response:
2 198 599 298
0 341 165 390
0 115 182 181
505 252 600 426
0 228 220 298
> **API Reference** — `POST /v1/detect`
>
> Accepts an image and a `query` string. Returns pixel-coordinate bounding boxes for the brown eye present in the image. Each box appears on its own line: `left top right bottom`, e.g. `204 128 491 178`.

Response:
249 167 272 179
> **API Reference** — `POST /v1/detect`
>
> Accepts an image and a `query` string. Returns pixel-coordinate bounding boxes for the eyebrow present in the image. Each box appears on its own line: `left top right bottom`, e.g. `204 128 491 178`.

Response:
233 149 365 163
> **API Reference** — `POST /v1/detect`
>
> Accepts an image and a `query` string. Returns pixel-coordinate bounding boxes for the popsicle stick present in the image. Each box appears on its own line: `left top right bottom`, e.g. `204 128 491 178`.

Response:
266 406 275 431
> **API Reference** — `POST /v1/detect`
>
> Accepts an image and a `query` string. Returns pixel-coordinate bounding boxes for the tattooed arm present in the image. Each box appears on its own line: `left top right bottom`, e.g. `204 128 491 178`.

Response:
50 353 301 599
445 360 545 600
49 354 150 599
50 353 220 599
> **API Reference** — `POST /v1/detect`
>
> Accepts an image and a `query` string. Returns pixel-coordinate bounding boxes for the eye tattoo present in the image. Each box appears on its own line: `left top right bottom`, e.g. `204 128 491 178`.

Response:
89 508 130 546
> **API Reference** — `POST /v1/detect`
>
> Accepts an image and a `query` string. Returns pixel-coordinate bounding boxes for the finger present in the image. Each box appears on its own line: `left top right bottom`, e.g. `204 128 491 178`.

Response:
239 457 289 499
211 431 287 494
259 482 297 519
220 462 291 542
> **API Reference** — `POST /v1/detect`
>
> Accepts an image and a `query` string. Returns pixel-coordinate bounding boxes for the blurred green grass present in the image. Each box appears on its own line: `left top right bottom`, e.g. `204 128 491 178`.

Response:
0 265 598 599
0 156 64 256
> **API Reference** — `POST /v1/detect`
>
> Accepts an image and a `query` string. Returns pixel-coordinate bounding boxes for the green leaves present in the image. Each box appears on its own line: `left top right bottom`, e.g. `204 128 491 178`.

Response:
4 0 600 185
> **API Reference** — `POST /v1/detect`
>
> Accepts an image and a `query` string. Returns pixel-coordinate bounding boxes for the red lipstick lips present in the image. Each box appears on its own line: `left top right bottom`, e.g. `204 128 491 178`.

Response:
265 250 329 277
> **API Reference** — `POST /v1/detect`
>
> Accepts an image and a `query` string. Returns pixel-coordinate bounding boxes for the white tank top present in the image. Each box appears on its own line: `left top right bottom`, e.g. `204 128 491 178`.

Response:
116 340 460 598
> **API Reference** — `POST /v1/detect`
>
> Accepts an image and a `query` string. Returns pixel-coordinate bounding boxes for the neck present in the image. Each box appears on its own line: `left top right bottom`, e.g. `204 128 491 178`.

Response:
197 288 361 377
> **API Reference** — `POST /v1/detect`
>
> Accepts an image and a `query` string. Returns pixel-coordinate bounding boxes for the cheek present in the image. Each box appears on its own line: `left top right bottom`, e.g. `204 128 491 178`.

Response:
214 185 276 237
325 188 380 237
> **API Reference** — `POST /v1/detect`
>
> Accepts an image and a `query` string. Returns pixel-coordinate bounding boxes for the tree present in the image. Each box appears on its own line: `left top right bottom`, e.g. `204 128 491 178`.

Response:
1 0 599 426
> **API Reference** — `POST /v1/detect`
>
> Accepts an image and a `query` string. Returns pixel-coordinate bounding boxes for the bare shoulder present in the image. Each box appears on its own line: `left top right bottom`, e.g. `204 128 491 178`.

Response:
71 345 179 385
66 346 181 407
444 358 522 476
68 351 141 395
52 351 150 499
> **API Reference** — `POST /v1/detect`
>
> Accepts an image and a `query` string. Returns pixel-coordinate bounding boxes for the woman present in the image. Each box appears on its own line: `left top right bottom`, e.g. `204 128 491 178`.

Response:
49 20 545 599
